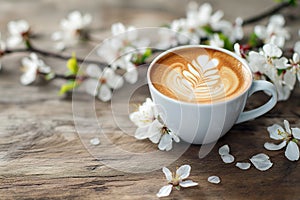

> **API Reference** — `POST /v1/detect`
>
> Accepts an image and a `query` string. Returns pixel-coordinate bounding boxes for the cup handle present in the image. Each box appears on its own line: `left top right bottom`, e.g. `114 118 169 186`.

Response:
236 80 277 124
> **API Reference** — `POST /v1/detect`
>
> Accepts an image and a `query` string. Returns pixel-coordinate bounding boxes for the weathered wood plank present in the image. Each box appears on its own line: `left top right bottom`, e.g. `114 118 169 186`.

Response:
0 0 300 199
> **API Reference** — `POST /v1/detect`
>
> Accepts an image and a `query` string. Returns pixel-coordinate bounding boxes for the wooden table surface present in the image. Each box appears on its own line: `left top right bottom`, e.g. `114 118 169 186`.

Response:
0 0 300 199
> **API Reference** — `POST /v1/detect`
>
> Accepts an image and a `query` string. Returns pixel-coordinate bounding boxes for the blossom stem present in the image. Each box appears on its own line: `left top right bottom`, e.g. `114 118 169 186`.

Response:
3 45 108 67
243 2 291 26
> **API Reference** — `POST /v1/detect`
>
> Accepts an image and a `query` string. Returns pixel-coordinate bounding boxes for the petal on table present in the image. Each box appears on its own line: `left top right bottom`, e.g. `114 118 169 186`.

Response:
285 141 300 161
218 144 230 156
291 128 300 140
176 164 191 180
156 185 172 198
162 167 172 182
180 180 198 188
264 141 287 151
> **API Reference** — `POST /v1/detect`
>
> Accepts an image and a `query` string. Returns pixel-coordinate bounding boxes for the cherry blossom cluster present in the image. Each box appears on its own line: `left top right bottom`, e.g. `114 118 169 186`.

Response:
0 2 299 103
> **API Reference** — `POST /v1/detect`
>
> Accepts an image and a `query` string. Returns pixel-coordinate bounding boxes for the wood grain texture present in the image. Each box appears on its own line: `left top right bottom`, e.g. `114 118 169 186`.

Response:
0 0 300 199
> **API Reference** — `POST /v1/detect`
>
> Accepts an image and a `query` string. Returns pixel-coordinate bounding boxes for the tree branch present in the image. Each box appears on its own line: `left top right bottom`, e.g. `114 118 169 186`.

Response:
243 2 291 26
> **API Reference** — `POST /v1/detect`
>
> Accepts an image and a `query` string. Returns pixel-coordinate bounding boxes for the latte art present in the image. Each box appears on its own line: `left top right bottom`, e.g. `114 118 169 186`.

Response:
150 48 251 103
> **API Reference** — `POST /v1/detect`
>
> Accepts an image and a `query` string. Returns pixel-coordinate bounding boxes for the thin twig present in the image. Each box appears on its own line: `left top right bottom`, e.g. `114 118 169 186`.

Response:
243 2 291 26
4 46 108 67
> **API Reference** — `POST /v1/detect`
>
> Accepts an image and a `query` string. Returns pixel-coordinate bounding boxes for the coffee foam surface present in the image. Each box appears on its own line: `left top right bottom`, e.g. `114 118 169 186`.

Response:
150 48 251 103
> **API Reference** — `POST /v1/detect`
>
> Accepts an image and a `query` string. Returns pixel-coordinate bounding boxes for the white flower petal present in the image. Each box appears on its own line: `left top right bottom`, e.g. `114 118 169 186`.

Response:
250 153 273 171
179 180 198 188
207 176 220 184
7 36 22 48
293 53 300 63
162 167 172 182
85 79 98 96
106 74 124 90
291 128 300 140
264 141 287 151
158 134 173 151
221 154 235 164
284 120 291 134
285 141 299 161
267 124 285 140
235 162 251 170
86 64 102 78
176 165 191 180
263 43 282 58
218 144 230 156
156 185 172 198
283 69 296 90
169 130 180 143
149 133 162 144
135 124 152 140
98 84 112 102
124 67 138 84
90 137 100 145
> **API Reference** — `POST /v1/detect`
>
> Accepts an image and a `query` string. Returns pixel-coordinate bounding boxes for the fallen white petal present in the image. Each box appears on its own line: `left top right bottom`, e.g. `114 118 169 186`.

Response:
162 167 172 182
250 153 273 171
208 176 221 184
218 144 230 156
221 154 235 164
264 141 287 151
284 120 291 134
176 165 191 180
285 141 300 161
291 128 300 140
179 180 198 188
156 184 172 198
90 137 100 145
235 162 251 170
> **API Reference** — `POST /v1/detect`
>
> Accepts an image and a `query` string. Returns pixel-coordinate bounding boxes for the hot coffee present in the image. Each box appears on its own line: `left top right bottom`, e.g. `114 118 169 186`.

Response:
150 47 252 103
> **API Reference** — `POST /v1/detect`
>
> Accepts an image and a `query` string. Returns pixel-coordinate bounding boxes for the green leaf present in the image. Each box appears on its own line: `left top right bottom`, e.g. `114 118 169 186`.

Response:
218 33 233 51
45 72 55 81
67 53 79 75
59 81 77 95
248 32 260 48
202 25 214 35
132 48 152 65
274 0 297 6
277 69 285 76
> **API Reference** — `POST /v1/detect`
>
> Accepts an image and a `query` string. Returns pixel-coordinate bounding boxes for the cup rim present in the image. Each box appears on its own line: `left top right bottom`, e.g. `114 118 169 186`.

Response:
147 45 253 106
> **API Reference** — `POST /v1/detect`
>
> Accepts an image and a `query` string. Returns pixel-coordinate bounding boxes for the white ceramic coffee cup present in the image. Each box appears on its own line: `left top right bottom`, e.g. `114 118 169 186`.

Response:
147 45 277 144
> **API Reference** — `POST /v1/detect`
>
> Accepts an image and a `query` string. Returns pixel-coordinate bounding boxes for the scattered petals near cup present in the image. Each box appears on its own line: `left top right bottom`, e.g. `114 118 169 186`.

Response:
221 154 235 164
218 144 230 155
219 144 235 164
235 162 251 170
90 137 100 145
208 176 221 184
250 153 273 171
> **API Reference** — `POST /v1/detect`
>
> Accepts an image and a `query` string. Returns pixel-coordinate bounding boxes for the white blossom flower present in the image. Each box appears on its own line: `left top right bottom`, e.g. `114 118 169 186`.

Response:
250 153 273 171
130 98 180 151
264 120 300 161
52 11 92 50
97 23 149 84
247 43 288 82
207 176 221 184
84 64 123 102
254 14 290 48
157 165 198 198
20 53 51 85
294 41 300 56
218 144 235 163
7 20 30 48
129 98 156 127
